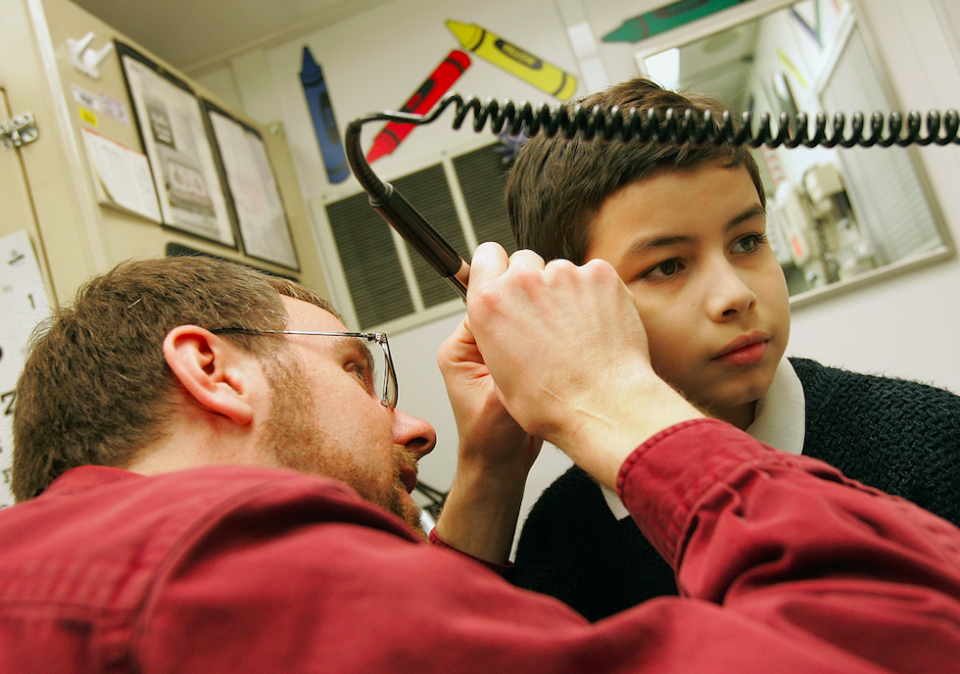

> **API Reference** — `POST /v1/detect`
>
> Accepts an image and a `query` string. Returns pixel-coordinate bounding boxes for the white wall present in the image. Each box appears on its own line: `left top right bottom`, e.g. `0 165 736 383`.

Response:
192 0 960 539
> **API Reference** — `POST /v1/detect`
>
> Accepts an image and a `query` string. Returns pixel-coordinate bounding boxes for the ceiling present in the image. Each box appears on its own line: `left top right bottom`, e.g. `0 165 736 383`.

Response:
71 0 396 72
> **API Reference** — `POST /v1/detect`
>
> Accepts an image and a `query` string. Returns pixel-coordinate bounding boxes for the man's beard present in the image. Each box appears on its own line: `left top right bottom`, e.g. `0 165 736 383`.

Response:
258 353 425 539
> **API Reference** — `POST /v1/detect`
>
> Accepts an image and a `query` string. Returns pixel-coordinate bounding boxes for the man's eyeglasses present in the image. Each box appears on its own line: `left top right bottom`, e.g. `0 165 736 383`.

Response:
210 328 399 409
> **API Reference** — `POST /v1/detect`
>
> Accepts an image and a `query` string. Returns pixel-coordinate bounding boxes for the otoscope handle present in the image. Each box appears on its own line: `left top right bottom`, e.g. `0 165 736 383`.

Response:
369 182 469 299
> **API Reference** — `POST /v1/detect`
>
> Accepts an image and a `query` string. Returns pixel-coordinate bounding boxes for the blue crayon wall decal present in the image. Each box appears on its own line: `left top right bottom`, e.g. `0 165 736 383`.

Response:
300 46 350 183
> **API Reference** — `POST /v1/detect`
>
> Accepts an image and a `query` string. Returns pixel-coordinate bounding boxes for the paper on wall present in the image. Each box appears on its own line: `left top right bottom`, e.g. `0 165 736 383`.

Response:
0 230 51 508
82 127 162 223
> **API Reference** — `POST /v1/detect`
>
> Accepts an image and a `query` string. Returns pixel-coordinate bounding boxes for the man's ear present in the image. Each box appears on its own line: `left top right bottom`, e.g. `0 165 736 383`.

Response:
162 326 255 426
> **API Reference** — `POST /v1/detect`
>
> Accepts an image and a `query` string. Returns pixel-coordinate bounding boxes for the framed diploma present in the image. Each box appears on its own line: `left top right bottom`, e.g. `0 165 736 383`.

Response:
115 41 236 248
203 100 300 271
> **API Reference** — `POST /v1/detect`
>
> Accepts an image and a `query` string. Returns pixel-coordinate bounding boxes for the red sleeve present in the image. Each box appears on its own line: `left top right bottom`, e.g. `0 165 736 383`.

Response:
619 418 960 671
140 419 960 674
429 528 515 580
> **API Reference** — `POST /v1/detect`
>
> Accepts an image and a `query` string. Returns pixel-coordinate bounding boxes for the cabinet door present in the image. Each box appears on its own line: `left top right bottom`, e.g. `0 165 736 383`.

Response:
0 88 40 254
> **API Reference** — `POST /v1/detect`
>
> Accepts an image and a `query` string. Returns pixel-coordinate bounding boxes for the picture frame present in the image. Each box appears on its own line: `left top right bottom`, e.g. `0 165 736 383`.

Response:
115 41 237 248
165 243 299 282
202 100 300 271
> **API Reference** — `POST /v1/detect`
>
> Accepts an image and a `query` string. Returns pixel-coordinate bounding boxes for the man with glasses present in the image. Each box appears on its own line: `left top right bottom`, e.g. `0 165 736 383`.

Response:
11 253 435 538
2 247 959 673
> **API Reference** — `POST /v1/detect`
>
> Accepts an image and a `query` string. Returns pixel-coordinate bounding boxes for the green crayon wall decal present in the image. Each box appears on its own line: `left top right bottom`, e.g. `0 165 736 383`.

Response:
447 20 577 100
604 0 751 43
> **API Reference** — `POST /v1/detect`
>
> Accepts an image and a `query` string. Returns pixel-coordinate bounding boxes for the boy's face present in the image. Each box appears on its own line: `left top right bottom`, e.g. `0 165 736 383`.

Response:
585 162 790 427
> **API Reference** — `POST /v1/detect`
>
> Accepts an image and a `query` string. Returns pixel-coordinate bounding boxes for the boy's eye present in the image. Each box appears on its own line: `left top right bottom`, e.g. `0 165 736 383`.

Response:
642 258 684 280
731 233 767 254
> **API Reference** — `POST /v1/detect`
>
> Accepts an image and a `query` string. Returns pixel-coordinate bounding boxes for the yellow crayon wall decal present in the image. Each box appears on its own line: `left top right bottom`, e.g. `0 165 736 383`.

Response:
446 20 578 101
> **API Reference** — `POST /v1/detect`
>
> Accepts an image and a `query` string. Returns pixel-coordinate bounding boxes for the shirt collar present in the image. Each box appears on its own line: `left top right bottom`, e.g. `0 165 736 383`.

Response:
600 357 806 520
44 465 142 497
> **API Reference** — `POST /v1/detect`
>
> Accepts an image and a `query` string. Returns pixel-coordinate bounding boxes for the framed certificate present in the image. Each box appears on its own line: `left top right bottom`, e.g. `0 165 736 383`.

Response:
115 41 236 248
203 101 300 271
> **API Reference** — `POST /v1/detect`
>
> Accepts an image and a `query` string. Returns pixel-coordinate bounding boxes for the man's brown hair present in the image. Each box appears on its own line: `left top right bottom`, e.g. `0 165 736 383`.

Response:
12 256 336 502
507 77 766 263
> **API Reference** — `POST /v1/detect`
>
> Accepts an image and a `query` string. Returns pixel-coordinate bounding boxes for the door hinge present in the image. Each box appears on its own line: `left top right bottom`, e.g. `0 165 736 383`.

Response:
1 112 38 150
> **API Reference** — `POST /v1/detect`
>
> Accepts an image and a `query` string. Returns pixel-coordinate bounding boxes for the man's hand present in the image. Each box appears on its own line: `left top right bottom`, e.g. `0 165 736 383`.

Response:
466 243 703 489
434 319 542 563
439 319 543 475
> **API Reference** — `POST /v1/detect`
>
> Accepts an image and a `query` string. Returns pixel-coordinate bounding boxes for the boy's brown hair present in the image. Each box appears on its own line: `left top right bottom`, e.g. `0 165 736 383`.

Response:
12 256 335 502
507 77 766 263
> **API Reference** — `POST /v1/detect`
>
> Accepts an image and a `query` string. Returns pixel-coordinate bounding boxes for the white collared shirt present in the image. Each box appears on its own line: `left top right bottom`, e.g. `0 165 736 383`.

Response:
600 357 806 520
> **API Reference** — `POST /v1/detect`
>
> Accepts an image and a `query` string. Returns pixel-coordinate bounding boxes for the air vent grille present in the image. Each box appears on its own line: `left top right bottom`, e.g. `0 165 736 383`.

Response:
320 141 518 331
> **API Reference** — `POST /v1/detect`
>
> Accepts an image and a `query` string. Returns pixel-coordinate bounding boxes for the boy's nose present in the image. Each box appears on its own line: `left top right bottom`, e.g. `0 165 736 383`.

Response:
706 263 757 320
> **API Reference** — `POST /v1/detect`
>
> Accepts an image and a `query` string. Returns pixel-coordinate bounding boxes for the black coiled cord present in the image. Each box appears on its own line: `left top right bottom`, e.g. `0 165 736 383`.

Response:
346 92 959 202
447 94 960 148
343 93 959 297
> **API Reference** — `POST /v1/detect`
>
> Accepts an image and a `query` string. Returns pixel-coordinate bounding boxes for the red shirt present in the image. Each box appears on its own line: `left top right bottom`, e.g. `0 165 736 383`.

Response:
1 419 959 673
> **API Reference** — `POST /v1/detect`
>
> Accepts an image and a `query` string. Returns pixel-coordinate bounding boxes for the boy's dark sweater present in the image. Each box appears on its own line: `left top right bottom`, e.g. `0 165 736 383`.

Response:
513 357 960 622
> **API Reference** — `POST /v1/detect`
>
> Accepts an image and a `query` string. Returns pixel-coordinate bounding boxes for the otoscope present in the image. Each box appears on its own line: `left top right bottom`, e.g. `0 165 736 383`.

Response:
344 93 959 299
345 100 472 299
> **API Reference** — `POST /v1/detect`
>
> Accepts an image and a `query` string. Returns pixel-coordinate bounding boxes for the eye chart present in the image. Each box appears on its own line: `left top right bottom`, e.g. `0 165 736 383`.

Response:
0 230 50 508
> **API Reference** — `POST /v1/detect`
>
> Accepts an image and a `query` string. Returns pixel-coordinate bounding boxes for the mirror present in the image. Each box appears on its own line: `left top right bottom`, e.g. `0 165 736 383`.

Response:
635 0 952 304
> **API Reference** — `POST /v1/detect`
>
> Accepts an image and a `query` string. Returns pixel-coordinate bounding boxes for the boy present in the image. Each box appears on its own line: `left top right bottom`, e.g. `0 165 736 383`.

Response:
438 78 960 622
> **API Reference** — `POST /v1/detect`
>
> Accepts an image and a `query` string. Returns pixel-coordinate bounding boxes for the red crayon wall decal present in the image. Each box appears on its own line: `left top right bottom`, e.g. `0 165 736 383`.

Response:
366 50 471 163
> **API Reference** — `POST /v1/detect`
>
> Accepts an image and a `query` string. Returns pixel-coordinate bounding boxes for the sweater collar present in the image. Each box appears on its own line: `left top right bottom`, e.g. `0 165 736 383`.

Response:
601 357 806 520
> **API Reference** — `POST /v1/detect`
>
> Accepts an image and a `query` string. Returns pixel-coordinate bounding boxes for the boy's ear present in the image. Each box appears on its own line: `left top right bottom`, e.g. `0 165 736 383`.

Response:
162 326 255 426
